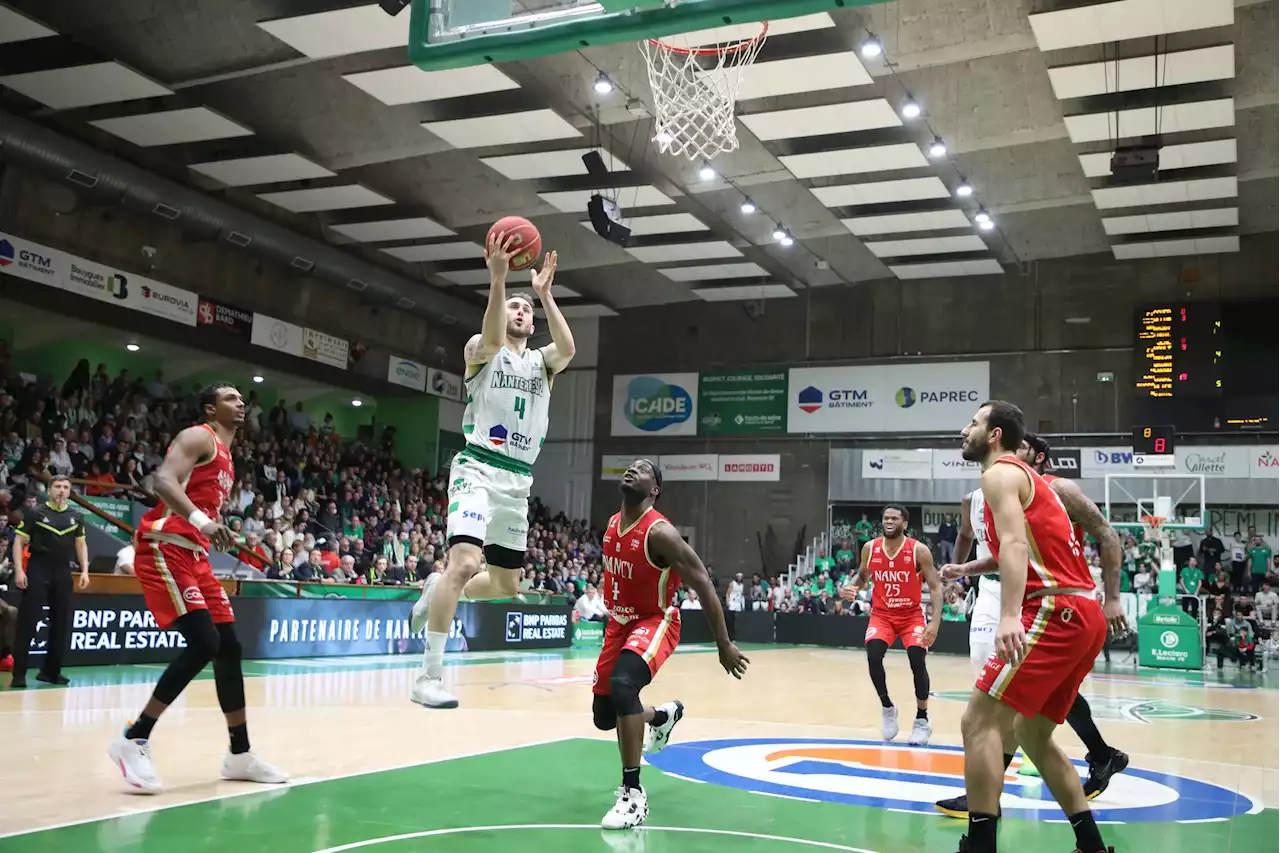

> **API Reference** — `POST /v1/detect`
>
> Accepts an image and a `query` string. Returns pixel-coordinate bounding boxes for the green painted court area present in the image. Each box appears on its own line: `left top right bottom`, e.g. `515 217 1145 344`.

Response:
6 738 1276 853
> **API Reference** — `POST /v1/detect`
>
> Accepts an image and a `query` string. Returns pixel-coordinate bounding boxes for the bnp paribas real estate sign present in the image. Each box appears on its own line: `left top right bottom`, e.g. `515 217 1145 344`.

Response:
697 368 788 435
1138 605 1203 670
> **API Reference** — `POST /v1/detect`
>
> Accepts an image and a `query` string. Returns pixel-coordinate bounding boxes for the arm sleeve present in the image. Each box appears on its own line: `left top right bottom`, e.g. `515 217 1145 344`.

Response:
76 513 87 540
13 508 30 538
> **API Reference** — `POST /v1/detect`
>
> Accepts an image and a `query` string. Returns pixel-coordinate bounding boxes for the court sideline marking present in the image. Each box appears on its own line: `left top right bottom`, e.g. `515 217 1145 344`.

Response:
310 824 882 853
0 736 578 841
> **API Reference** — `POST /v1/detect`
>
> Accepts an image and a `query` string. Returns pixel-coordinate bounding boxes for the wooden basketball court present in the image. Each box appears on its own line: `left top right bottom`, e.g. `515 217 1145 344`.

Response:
1 645 1275 852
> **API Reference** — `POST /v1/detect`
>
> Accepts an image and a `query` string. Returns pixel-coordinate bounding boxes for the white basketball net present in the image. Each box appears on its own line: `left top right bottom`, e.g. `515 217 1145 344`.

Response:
642 23 769 161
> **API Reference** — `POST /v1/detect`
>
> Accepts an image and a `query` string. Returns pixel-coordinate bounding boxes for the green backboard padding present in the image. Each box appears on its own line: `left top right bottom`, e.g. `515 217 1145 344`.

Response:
410 0 890 71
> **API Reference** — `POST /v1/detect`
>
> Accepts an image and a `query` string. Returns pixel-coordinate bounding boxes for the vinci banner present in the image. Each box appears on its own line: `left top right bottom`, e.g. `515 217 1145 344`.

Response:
611 373 699 437
787 362 989 434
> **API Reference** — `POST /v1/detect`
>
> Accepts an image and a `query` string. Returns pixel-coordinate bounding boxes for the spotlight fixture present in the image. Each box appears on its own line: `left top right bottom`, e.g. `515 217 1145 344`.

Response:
698 164 716 181
351 399 363 407
900 98 921 119
955 181 974 198
860 36 882 58
252 374 265 383
593 73 613 95
975 209 991 224
125 343 140 352
740 199 757 215
772 224 787 241
780 233 795 248
979 219 995 231
928 137 947 158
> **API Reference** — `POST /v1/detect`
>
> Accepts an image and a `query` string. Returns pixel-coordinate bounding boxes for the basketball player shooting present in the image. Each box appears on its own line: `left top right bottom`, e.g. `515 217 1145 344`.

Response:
840 505 943 745
594 459 748 830
108 383 287 792
409 226 571 709
935 432 1129 818
955 401 1110 853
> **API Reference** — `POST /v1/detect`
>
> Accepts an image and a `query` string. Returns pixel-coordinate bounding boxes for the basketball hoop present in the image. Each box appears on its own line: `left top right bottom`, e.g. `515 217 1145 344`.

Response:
1141 515 1166 543
642 22 769 161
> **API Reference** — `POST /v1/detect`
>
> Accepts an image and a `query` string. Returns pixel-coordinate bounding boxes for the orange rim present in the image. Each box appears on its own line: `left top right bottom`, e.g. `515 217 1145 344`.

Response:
648 20 768 56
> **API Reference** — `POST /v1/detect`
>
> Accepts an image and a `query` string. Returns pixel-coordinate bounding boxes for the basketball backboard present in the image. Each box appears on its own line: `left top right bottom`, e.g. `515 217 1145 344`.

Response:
408 0 882 70
1103 472 1206 534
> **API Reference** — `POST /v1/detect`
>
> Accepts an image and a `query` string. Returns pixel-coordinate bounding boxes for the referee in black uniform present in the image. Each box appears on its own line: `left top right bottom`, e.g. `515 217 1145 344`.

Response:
10 475 91 689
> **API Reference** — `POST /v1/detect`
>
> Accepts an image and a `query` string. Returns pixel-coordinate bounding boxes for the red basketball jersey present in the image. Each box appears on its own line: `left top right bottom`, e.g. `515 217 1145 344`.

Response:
1040 473 1086 547
601 506 680 624
983 457 1094 597
866 536 923 612
139 424 235 552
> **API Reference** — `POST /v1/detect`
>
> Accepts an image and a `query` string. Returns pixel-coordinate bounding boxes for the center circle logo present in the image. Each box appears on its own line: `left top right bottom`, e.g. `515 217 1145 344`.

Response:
1161 630 1179 648
895 387 916 408
645 737 1253 823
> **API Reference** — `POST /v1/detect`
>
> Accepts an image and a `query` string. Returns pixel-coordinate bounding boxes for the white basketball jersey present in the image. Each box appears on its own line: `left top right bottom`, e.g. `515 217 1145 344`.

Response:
462 345 551 466
969 488 991 560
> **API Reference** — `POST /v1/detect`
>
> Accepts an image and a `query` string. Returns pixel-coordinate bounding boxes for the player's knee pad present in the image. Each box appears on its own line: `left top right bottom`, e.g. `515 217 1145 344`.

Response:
213 623 242 663
173 610 221 661
592 694 617 731
865 639 889 664
609 651 651 717
906 645 928 670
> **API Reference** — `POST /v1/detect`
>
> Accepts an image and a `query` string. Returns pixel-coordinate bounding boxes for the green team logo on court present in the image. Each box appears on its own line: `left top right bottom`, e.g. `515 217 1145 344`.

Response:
931 691 1259 723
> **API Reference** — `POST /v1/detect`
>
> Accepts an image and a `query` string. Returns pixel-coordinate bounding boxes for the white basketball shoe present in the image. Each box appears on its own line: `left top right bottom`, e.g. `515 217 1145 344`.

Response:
410 672 459 709
108 733 163 794
222 751 290 784
643 700 685 755
601 786 649 830
908 716 933 745
881 705 900 741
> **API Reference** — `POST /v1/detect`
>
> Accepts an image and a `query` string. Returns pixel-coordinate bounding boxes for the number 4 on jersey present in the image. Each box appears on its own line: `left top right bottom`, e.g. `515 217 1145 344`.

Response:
513 396 526 420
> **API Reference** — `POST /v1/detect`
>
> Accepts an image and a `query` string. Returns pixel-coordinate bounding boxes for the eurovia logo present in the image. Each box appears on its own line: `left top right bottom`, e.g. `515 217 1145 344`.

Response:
646 737 1255 823
624 375 692 432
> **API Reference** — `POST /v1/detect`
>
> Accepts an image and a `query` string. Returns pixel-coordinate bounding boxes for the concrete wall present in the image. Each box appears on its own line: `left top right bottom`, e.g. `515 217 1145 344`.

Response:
593 234 1278 575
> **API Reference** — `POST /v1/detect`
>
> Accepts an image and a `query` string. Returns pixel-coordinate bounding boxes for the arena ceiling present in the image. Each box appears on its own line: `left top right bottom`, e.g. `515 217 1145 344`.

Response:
0 0 1275 320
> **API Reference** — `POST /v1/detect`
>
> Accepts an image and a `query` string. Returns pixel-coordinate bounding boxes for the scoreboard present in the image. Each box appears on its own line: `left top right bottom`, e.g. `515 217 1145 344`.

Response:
1134 301 1277 431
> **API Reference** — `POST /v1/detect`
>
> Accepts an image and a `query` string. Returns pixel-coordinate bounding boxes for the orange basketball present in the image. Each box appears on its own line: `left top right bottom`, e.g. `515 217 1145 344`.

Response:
487 216 542 271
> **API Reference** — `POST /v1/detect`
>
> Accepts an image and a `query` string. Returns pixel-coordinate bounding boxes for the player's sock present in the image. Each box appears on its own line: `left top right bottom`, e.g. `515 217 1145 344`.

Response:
228 723 250 755
915 707 928 721
650 708 669 728
424 631 448 679
622 766 641 792
1066 695 1111 760
125 713 158 741
1068 810 1105 852
966 812 998 852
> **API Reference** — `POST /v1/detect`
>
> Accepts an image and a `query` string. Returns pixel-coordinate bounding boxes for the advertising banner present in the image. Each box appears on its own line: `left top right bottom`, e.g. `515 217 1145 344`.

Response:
387 356 427 391
1081 446 1137 477
718 454 781 481
14 594 189 667
302 327 349 369
930 448 981 480
197 298 254 336
0 232 68 288
698 368 787 435
427 367 464 401
862 449 933 480
921 504 961 534
787 361 989 434
611 373 699 437
1175 446 1249 479
600 454 635 480
1138 605 1203 670
1248 447 1279 479
62 256 198 326
84 497 133 542
251 313 305 357
659 454 718 481
1046 448 1081 478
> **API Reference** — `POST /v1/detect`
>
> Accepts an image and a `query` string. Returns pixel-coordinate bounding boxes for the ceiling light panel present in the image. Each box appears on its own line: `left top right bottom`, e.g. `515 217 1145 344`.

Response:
1029 0 1233 51
659 263 767 281
90 107 253 146
343 64 520 106
678 12 832 48
740 99 901 141
557 304 619 317
811 177 951 207
780 143 930 179
1101 208 1238 235
1064 98 1234 143
258 5 411 59
257 185 393 213
189 153 335 187
889 259 1004 279
539 186 673 212
865 235 989 257
424 109 579 148
695 284 796 301
381 242 484 262
0 61 171 110
0 6 56 43
481 148 626 180
613 213 707 236
732 52 873 101
1091 176 1238 208
1112 235 1239 259
1077 139 1236 177
1047 44 1234 99
626 242 742 263
842 209 973 235
329 217 455 243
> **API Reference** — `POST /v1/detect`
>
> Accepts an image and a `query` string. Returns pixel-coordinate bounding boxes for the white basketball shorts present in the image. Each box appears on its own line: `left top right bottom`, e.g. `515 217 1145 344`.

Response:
446 451 532 555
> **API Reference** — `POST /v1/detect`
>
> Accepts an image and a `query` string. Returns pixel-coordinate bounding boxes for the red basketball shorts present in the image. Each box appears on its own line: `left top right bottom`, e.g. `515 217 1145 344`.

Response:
133 539 235 630
976 593 1105 724
592 612 681 695
865 607 927 650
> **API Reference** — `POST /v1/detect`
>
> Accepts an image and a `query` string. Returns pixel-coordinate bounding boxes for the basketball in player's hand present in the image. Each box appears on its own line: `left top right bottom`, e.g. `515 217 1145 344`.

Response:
487 216 542 271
